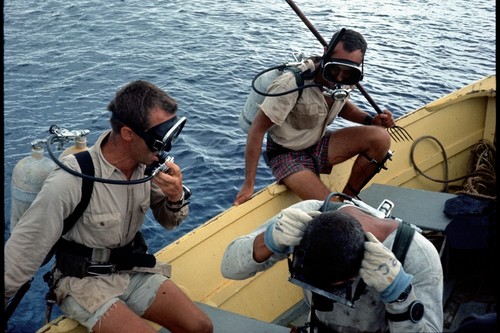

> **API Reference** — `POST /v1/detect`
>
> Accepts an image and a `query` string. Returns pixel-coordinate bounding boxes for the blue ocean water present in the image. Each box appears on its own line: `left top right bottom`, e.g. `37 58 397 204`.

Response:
3 0 495 331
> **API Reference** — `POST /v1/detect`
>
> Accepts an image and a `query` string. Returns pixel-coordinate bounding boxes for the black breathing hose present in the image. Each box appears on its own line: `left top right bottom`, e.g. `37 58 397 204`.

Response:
46 134 154 185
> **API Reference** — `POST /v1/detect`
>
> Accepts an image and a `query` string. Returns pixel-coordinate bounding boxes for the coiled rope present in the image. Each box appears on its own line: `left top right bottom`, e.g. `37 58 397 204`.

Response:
410 136 496 200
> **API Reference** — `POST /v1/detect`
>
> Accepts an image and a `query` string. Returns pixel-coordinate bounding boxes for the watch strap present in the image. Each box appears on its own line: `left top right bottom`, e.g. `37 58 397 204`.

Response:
386 300 424 323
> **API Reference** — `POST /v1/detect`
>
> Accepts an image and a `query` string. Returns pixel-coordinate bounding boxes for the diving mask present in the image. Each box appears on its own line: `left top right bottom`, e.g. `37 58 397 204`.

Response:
143 116 186 153
288 247 364 309
322 59 363 86
111 112 186 154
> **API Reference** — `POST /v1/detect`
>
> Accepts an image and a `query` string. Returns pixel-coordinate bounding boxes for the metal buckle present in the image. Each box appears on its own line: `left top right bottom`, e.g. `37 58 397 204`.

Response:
86 264 115 276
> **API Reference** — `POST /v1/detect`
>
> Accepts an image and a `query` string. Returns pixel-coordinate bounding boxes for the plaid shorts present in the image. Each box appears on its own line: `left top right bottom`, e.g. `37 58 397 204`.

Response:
266 131 333 183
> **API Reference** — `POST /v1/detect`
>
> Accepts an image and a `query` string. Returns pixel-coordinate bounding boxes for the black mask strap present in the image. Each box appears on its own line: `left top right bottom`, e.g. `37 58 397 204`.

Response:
111 112 151 144
321 28 346 68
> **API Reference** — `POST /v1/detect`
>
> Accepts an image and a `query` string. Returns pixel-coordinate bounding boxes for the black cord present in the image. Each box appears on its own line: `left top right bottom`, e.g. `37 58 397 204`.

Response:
321 192 353 211
46 134 153 185
251 64 322 97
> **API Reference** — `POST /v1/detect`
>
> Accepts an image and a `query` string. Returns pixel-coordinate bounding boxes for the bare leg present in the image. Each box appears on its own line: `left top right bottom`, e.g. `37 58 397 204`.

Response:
92 301 158 333
143 279 213 333
282 126 390 201
282 169 334 201
91 279 211 333
330 126 391 197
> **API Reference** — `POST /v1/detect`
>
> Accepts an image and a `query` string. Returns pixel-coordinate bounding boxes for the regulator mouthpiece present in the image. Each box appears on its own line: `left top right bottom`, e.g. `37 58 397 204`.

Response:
322 85 352 101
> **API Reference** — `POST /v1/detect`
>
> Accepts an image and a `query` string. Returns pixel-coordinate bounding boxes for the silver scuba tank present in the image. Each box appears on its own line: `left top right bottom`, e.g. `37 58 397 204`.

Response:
10 142 56 232
239 68 282 133
239 51 308 133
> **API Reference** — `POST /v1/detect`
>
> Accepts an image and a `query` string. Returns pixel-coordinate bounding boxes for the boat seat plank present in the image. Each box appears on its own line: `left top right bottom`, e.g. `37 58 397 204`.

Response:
359 184 456 232
160 303 290 333
200 303 290 333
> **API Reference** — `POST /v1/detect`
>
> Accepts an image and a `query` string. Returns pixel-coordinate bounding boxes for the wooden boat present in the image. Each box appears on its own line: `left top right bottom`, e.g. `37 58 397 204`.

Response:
36 74 496 332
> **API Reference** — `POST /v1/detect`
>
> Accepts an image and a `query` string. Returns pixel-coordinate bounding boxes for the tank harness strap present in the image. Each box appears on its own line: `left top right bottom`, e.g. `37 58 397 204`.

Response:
391 221 416 266
54 231 156 278
62 150 95 234
40 151 95 267
283 66 305 100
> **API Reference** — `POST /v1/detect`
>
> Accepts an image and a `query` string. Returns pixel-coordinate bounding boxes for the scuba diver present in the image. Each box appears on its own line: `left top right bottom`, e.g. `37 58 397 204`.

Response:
221 197 443 332
4 80 213 333
234 28 395 206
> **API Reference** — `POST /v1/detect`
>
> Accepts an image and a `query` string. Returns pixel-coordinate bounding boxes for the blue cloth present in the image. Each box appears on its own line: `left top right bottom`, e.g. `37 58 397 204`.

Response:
444 194 494 216
380 267 413 303
455 312 497 333
263 223 291 254
444 194 496 250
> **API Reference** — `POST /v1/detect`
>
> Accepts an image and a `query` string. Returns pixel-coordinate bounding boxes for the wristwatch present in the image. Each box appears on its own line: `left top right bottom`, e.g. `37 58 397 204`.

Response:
392 284 412 303
386 300 424 323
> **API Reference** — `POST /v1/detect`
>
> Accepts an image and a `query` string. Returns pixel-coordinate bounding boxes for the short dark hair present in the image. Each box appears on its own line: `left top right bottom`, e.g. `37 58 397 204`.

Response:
331 29 368 56
107 80 178 133
298 210 365 288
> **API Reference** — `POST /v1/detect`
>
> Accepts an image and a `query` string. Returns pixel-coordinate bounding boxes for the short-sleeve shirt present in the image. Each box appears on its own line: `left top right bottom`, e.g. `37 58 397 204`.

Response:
259 59 347 151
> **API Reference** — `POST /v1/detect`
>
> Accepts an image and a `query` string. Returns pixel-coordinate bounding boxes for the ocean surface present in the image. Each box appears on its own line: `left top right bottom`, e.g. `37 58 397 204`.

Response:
3 0 496 331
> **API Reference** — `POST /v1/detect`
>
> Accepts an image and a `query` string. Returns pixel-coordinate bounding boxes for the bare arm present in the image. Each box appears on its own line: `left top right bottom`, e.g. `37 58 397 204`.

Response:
339 100 395 127
234 109 274 205
252 233 274 262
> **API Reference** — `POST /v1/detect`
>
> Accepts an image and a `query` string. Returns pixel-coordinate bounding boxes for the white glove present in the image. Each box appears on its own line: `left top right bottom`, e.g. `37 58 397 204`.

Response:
359 232 413 303
264 207 320 254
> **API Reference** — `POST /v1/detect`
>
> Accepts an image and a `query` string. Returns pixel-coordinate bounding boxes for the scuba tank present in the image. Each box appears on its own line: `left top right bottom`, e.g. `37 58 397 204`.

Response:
58 134 88 159
239 67 283 133
239 51 312 133
10 141 56 232
9 131 90 233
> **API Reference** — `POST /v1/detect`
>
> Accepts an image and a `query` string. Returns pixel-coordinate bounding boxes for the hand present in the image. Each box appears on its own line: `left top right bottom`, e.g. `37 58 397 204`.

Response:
373 109 395 128
234 184 254 206
152 161 184 201
264 207 320 254
359 232 413 303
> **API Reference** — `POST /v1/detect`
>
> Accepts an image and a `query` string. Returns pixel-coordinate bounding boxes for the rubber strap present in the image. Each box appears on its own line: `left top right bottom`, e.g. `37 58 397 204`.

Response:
62 150 94 234
392 221 415 265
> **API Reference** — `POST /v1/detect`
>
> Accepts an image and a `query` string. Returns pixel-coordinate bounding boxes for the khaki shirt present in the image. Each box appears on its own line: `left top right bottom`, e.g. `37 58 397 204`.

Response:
259 59 347 150
5 131 188 312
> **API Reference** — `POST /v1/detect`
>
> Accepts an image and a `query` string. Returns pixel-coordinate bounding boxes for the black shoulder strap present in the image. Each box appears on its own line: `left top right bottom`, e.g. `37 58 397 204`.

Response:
62 150 95 235
284 66 304 100
392 221 416 265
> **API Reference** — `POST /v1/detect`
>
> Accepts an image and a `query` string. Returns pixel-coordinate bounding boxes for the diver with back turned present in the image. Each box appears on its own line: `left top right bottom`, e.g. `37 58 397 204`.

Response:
222 197 443 332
